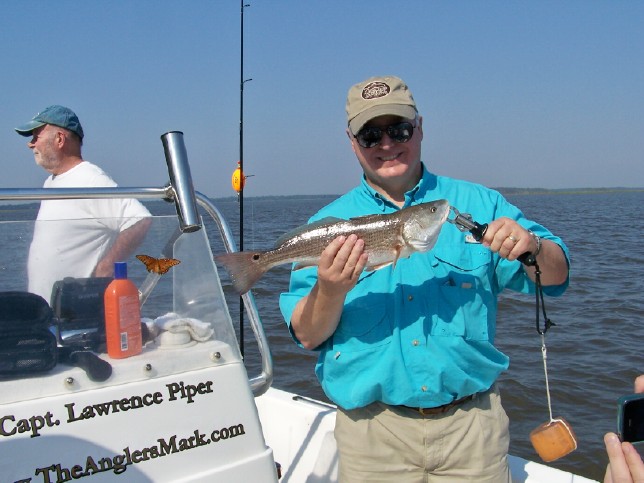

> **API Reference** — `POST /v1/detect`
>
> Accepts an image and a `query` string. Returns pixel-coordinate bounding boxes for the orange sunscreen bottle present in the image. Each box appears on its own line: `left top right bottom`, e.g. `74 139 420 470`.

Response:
104 262 142 358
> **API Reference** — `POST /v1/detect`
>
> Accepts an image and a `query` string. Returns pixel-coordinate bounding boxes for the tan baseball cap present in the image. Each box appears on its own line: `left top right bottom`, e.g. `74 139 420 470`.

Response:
346 75 418 134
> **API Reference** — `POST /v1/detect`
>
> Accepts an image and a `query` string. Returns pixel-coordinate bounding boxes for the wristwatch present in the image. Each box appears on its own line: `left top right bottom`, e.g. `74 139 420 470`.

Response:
527 230 541 257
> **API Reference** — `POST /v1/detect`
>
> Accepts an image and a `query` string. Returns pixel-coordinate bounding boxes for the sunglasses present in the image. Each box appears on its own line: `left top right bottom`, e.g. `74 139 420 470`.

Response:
354 121 415 148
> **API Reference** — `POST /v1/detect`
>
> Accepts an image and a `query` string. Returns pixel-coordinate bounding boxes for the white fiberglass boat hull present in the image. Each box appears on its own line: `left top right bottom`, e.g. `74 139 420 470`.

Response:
255 387 598 483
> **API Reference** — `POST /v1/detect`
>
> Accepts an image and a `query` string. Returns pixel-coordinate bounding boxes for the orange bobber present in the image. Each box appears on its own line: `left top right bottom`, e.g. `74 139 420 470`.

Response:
232 162 245 193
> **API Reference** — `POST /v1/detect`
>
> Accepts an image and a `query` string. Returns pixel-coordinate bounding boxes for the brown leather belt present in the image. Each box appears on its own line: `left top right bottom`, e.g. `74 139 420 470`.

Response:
398 394 475 416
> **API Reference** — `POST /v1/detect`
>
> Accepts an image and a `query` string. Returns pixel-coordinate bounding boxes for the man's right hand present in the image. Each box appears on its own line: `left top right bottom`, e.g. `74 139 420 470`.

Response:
317 234 368 298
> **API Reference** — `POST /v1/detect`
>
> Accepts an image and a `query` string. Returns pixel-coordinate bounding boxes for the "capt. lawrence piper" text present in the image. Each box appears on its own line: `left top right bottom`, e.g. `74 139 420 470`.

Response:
0 380 213 439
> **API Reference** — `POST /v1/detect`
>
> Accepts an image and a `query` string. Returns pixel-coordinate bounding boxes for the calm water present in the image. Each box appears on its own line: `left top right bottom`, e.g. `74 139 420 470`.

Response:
212 190 643 482
2 191 641 481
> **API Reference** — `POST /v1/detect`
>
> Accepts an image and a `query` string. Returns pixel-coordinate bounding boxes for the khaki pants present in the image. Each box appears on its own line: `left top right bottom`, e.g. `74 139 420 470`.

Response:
334 386 511 483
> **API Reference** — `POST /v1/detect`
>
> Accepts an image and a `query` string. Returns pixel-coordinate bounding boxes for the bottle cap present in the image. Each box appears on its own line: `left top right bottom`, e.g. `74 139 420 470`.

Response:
114 262 128 279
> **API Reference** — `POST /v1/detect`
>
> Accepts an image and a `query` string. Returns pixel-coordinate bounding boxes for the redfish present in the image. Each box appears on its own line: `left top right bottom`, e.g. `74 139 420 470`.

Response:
215 199 450 294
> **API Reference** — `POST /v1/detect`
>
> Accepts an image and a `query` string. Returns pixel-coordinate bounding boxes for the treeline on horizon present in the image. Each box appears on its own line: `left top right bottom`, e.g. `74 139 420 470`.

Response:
210 186 644 202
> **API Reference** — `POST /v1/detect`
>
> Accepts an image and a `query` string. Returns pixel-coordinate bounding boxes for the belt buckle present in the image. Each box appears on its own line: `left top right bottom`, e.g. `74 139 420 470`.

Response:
418 405 443 416
417 395 472 416
418 407 430 416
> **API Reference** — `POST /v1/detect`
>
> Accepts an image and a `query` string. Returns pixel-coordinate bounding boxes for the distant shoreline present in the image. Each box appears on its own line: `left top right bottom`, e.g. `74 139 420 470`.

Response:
210 186 644 202
494 186 644 196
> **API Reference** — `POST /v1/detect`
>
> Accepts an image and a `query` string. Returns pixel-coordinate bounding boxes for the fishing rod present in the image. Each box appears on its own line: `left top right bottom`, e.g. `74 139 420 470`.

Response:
238 0 252 356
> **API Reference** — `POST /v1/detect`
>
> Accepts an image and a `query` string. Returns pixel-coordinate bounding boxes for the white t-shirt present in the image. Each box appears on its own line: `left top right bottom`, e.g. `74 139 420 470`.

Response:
27 161 151 302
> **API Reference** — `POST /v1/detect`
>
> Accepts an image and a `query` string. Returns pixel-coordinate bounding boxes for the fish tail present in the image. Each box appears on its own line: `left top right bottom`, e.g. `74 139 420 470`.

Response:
215 251 267 294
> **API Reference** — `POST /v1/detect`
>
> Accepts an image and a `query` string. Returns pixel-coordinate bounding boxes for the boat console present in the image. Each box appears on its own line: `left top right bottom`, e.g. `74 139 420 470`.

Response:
0 132 277 482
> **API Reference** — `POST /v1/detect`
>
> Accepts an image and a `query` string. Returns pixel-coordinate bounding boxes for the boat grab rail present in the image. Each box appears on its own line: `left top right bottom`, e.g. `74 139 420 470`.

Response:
0 131 273 396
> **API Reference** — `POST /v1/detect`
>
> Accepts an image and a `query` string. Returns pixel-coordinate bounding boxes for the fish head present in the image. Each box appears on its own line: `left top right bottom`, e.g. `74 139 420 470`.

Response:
401 199 450 252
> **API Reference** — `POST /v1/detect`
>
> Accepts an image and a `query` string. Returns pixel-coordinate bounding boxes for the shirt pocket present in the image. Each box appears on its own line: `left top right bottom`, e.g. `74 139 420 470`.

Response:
427 248 493 341
332 298 392 352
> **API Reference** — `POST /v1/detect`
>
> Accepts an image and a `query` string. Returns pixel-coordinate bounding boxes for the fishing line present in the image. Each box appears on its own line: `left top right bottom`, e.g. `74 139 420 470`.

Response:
541 334 554 421
249 198 256 250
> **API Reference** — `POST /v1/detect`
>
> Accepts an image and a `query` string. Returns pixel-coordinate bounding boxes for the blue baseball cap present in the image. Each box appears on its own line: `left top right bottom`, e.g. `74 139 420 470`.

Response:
15 105 84 140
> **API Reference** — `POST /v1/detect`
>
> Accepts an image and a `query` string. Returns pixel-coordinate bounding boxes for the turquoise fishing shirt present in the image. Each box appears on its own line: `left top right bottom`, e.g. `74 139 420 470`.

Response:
279 165 570 410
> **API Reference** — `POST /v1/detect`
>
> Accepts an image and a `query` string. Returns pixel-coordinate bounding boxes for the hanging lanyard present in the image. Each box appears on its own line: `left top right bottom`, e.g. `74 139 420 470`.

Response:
533 261 555 336
532 261 558 422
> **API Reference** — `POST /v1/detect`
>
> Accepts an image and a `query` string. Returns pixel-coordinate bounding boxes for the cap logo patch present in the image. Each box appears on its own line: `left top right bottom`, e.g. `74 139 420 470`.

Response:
362 82 390 100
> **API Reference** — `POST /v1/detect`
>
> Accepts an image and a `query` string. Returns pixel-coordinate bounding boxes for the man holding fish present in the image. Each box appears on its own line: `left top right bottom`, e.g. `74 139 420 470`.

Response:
276 75 571 482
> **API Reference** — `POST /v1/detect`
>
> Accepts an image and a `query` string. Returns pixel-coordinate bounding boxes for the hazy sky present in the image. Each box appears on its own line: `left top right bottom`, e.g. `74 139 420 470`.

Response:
2 1 642 198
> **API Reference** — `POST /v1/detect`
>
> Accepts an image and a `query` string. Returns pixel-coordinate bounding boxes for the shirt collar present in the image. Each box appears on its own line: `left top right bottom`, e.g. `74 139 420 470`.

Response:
358 163 437 211
413 163 438 202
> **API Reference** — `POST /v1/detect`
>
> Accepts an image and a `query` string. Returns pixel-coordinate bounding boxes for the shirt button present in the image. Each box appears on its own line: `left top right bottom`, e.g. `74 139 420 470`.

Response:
412 339 420 346
407 295 413 301
421 386 428 392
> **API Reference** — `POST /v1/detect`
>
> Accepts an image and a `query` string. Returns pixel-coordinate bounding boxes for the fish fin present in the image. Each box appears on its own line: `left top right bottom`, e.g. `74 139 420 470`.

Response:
365 261 394 272
274 217 344 247
312 216 345 225
347 212 383 222
292 262 317 271
366 245 404 272
214 251 267 294
392 244 403 269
